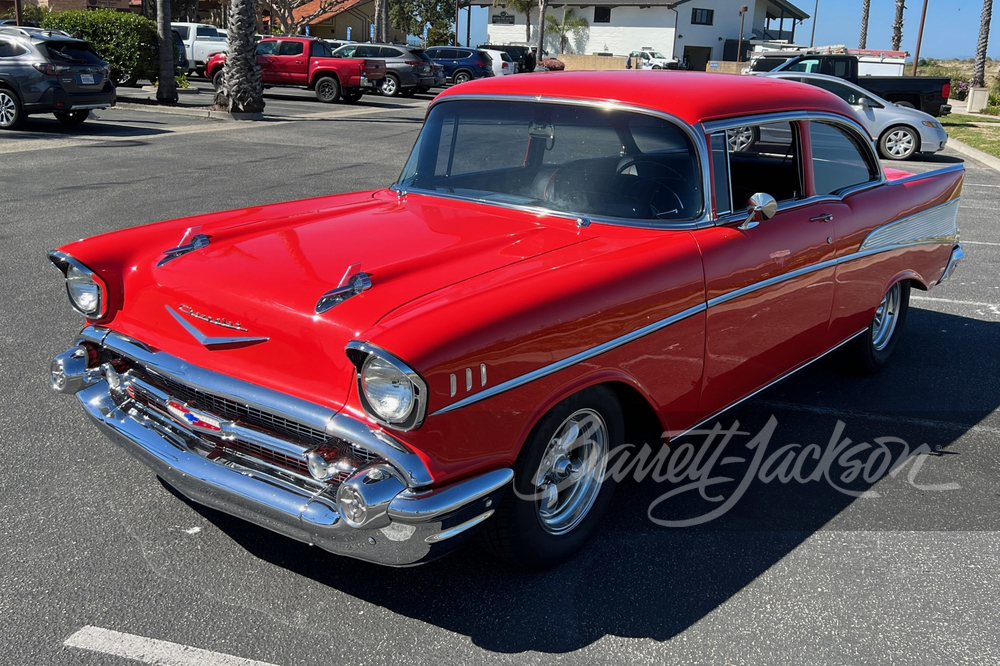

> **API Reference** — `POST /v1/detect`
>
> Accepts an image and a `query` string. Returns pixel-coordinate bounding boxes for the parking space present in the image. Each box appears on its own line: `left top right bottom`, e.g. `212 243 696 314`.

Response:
1 104 998 665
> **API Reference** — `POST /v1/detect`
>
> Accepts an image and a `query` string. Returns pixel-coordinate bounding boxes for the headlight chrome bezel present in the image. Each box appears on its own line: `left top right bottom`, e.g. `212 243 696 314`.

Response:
48 250 107 318
346 341 428 431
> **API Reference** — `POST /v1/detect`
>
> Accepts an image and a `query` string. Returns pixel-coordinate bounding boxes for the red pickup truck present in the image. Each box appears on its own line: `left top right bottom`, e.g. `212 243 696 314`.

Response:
205 37 385 103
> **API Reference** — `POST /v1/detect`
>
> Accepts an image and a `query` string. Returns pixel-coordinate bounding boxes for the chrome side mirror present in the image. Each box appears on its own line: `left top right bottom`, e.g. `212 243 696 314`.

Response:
859 97 870 111
738 193 777 230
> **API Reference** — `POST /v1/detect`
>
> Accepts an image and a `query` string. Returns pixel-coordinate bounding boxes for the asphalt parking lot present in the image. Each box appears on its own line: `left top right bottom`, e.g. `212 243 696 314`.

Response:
1 95 998 665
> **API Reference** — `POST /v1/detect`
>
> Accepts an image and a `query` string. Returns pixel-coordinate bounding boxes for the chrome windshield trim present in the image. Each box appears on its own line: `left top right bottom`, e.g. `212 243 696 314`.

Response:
77 326 434 488
405 93 714 230
429 302 707 416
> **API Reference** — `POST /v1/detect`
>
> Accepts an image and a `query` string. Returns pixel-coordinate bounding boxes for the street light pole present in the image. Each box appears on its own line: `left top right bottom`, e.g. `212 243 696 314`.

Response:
455 0 460 46
810 0 819 47
14 0 23 26
737 5 748 62
911 0 929 76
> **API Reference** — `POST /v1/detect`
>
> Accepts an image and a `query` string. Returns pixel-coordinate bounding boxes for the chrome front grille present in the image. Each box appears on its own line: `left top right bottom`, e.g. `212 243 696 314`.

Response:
116 358 380 484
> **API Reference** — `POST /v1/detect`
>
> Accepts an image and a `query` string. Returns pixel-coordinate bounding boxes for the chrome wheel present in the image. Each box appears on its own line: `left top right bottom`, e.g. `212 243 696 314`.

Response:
728 125 755 152
381 75 398 96
883 127 916 159
872 282 901 351
533 408 608 535
0 90 18 128
454 72 471 84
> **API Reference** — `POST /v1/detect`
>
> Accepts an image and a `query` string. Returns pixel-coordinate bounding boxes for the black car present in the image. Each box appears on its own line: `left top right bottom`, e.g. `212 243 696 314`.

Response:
478 44 535 73
0 26 115 129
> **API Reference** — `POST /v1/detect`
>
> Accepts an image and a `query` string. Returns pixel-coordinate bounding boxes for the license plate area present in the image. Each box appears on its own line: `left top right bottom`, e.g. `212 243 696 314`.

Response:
79 73 95 85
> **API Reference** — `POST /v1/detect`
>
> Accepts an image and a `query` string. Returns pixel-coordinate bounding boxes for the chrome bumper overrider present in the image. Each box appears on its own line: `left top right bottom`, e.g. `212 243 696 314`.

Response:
938 244 965 285
57 328 512 566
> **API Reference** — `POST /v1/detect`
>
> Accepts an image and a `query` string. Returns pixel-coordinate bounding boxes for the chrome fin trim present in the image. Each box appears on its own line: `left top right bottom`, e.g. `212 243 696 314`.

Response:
859 198 960 252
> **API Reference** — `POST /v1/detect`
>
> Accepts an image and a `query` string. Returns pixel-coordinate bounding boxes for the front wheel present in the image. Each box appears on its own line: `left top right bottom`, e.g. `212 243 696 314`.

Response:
453 71 472 85
479 385 622 569
211 69 225 91
879 125 919 160
849 280 911 373
54 111 89 126
314 76 340 103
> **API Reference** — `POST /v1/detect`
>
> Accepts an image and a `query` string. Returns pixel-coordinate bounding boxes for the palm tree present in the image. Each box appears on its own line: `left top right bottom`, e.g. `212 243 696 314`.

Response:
859 0 870 49
215 0 265 114
544 7 588 54
535 0 548 62
891 0 905 51
495 0 534 43
972 0 993 88
155 0 176 104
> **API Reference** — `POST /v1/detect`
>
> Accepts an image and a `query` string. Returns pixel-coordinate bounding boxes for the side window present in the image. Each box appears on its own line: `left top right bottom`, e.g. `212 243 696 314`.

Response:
256 41 278 55
0 39 27 57
278 41 304 56
710 133 732 216
787 58 820 73
823 59 850 78
196 26 218 38
355 45 380 57
335 45 358 57
174 26 190 40
810 122 879 195
725 121 802 205
311 41 332 58
594 6 611 22
379 47 402 58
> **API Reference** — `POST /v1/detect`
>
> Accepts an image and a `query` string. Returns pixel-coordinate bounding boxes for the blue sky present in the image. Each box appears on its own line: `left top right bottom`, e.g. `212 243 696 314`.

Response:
458 1 998 60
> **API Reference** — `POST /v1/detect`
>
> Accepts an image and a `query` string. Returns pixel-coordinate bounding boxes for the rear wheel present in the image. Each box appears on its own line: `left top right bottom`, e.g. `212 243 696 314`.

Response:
414 86 430 94
849 281 911 373
212 69 225 91
453 70 472 85
315 76 340 103
0 88 24 130
879 125 919 160
479 385 622 569
400 87 416 97
342 88 363 103
379 73 400 96
54 111 89 126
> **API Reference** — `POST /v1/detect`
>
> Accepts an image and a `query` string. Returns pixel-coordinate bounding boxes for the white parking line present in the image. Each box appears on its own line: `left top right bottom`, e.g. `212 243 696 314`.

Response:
64 626 280 666
964 183 1000 188
912 295 1000 308
962 240 1000 246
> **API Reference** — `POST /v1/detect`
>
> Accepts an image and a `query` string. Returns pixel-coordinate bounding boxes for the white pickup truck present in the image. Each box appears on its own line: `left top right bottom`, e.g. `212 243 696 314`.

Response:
171 23 227 76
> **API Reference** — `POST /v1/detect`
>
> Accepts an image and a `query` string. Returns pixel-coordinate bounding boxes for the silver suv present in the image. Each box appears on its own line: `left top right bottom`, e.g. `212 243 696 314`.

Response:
0 26 116 130
331 43 436 97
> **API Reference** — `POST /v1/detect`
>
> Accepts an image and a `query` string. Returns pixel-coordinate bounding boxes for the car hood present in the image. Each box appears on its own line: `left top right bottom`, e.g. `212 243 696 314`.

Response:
99 190 590 410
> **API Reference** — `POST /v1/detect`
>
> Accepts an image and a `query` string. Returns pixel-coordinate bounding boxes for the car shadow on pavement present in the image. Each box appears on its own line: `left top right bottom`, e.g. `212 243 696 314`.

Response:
8 115 175 139
171 307 999 653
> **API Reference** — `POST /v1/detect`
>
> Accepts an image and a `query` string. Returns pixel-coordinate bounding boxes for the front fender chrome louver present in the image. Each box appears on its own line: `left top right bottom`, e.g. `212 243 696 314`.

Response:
316 262 372 313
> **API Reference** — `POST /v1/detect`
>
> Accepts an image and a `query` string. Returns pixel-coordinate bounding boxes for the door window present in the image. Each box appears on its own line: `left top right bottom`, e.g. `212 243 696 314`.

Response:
334 44 358 57
278 41 304 56
379 47 403 57
196 26 218 38
786 58 820 73
355 45 381 57
311 41 333 57
256 41 278 55
173 26 190 40
809 122 879 195
710 133 732 216
720 121 803 208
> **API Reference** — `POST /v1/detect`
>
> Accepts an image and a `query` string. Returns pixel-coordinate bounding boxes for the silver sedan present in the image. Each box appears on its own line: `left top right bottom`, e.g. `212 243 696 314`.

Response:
762 72 949 161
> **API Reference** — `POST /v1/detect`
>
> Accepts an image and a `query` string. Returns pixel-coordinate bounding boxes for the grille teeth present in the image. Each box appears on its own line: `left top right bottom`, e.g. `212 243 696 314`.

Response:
121 360 380 481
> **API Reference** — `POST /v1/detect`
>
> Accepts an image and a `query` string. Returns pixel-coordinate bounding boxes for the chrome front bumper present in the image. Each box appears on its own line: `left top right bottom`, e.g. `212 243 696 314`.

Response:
58 328 512 566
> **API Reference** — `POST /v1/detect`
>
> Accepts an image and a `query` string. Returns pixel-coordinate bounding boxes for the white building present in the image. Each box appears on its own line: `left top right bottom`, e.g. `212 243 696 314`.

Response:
480 0 809 71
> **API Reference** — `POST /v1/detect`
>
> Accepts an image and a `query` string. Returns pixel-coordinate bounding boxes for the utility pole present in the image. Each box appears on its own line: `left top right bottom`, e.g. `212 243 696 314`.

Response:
13 0 23 25
809 0 819 47
455 0 460 46
910 0 929 76
737 5 748 62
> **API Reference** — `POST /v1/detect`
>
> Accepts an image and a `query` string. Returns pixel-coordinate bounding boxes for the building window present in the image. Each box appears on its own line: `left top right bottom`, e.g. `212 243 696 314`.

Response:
691 8 714 25
594 7 611 23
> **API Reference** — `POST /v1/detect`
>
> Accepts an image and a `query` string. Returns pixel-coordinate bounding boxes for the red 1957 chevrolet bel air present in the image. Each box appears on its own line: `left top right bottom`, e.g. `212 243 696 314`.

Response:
49 71 964 568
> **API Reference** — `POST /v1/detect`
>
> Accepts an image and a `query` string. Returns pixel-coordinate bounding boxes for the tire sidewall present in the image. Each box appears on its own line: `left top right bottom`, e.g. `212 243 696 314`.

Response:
212 69 225 91
315 76 340 103
0 88 23 130
454 71 471 84
880 126 918 161
859 280 911 370
506 386 623 567
380 74 399 96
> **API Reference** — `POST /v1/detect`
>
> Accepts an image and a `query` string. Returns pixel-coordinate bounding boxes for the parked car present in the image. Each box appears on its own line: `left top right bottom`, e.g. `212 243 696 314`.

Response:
48 72 964 568
0 26 115 129
172 29 189 78
478 43 535 73
171 22 226 77
331 42 435 97
759 53 952 117
423 46 492 84
205 36 385 103
324 39 355 51
762 72 948 160
628 49 677 69
480 48 512 77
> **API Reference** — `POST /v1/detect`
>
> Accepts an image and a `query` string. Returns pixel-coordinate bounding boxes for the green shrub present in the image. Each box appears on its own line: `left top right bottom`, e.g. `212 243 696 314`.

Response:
2 4 49 24
42 9 158 84
988 92 1000 107
981 106 1000 116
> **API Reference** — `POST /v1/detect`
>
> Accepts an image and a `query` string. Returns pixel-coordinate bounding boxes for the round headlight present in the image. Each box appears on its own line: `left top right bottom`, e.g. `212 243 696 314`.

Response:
65 264 102 316
361 355 414 423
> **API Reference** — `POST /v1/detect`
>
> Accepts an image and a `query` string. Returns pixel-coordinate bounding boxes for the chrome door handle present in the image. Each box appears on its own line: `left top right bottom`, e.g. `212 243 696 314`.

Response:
809 213 834 222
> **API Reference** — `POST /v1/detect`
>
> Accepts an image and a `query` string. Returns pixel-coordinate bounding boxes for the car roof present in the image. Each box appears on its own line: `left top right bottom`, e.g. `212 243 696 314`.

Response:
434 71 860 126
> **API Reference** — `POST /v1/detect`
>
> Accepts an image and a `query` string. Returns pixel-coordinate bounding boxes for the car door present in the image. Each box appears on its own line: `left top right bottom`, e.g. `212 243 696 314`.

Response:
694 119 837 419
255 40 279 83
273 40 307 84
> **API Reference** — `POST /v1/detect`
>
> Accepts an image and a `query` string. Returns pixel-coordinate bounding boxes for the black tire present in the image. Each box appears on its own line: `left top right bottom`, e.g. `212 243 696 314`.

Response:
414 86 430 94
315 76 340 103
453 70 472 85
342 88 363 103
848 280 911 374
879 125 920 160
54 111 89 126
479 385 623 569
379 73 400 97
400 87 416 97
212 69 225 91
0 87 24 130
195 68 205 78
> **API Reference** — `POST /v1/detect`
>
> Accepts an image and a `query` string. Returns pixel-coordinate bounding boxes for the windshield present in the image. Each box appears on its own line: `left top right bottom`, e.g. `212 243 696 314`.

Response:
647 52 667 59
397 100 703 223
750 57 789 72
45 41 106 65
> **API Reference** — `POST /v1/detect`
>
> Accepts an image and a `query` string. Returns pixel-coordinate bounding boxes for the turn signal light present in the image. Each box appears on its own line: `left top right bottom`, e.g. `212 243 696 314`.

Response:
33 63 71 75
